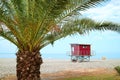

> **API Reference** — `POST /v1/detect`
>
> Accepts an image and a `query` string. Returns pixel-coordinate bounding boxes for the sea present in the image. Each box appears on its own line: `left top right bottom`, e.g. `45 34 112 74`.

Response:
0 53 120 60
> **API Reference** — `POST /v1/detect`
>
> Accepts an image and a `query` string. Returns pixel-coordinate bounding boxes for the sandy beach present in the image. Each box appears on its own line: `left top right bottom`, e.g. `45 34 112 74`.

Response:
0 58 120 79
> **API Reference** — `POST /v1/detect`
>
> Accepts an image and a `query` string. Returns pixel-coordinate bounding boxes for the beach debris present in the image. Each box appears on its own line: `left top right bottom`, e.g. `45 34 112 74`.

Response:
101 56 106 60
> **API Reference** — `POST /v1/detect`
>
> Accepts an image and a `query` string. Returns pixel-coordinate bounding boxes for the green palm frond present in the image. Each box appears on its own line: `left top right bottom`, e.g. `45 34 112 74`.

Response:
41 18 120 48
1 0 119 52
0 23 19 46
55 0 109 23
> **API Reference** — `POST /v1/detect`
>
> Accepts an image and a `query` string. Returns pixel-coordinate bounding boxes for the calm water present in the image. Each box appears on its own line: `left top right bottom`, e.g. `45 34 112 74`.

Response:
0 53 120 59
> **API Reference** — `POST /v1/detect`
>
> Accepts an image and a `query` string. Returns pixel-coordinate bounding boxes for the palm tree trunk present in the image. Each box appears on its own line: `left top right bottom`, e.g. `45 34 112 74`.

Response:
16 50 43 80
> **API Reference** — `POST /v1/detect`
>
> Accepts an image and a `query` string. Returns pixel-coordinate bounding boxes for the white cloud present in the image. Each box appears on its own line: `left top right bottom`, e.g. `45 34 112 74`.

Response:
81 0 120 23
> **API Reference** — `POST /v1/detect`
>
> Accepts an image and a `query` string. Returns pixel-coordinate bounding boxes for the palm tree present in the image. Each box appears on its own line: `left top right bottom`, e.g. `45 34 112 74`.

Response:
0 0 120 80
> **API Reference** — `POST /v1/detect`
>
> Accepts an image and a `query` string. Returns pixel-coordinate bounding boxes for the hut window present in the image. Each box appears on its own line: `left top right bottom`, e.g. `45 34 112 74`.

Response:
83 45 87 48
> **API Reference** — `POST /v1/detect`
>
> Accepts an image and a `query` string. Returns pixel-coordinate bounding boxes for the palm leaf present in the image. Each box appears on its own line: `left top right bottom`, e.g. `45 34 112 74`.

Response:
41 18 120 48
1 0 119 52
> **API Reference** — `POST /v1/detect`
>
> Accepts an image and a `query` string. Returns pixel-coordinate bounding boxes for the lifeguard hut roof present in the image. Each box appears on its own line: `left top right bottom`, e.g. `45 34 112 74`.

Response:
71 44 91 45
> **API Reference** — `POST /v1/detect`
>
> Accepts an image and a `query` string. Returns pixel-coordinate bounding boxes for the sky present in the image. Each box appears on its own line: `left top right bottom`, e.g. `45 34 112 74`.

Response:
0 0 120 59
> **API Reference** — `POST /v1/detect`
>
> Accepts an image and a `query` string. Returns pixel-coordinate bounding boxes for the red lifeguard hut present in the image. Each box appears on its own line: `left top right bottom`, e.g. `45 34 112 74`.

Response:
70 44 91 62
